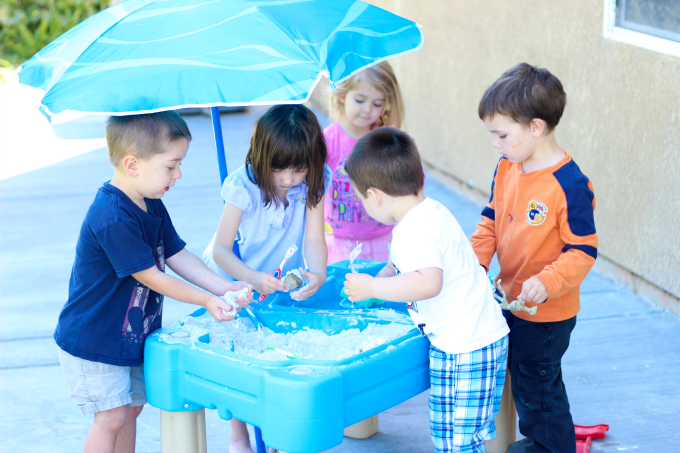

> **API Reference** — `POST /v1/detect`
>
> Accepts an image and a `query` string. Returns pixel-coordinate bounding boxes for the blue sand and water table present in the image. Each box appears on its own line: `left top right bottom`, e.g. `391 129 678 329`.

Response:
144 260 431 453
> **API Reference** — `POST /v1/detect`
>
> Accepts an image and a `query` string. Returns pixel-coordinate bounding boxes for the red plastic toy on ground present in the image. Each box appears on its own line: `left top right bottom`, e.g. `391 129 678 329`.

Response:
576 436 592 453
575 424 609 453
575 424 609 439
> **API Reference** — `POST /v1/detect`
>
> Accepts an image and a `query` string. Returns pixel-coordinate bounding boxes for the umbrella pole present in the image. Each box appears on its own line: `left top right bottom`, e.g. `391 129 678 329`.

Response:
211 106 242 260
211 107 229 184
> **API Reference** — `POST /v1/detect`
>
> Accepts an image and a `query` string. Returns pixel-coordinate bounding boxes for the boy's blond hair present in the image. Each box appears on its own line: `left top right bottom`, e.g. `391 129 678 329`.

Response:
106 111 192 167
327 61 405 129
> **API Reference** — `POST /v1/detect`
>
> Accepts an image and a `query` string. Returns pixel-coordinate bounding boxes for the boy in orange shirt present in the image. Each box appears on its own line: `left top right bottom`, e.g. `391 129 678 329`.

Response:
471 63 598 453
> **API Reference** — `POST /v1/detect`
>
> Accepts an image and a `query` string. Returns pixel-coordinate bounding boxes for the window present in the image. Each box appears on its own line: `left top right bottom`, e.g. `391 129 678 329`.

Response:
603 0 680 57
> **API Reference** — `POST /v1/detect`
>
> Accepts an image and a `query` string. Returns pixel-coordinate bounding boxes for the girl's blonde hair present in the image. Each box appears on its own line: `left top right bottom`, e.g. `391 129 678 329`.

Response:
327 61 405 129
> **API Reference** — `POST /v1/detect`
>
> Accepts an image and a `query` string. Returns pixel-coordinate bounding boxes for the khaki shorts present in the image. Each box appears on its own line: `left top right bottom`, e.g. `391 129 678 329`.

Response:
58 348 146 415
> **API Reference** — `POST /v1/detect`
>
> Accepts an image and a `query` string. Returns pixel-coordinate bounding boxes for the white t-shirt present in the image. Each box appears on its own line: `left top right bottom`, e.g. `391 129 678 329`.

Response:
391 197 509 354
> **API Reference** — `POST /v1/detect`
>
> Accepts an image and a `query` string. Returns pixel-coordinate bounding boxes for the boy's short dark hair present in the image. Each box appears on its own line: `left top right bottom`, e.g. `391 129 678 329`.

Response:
345 127 423 197
106 111 192 167
478 63 566 132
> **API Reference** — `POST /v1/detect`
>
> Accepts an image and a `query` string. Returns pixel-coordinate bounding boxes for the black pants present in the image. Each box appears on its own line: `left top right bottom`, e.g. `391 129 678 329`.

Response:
504 311 577 453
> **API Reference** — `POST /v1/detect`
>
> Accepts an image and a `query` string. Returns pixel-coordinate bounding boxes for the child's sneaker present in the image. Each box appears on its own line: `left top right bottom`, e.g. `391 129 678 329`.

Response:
508 438 534 453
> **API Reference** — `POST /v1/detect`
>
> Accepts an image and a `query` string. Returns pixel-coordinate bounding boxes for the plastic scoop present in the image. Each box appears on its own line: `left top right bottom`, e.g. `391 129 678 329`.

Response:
340 287 384 308
348 242 362 274
259 245 298 302
243 308 263 331
267 346 301 360
341 242 384 308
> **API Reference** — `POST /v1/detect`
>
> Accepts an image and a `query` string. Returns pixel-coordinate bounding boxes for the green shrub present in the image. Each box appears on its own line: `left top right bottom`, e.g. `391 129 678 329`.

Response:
0 0 108 66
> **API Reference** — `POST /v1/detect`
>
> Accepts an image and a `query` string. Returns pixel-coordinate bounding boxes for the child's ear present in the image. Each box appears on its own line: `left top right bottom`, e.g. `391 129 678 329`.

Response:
122 155 139 176
338 94 346 104
366 188 382 207
529 118 547 138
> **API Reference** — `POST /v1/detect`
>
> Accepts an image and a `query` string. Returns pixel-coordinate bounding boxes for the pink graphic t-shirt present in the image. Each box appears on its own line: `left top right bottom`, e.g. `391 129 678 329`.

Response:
323 122 394 239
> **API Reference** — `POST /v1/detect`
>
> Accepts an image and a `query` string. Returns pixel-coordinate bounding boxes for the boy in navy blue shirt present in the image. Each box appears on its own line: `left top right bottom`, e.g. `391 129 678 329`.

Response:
54 112 253 453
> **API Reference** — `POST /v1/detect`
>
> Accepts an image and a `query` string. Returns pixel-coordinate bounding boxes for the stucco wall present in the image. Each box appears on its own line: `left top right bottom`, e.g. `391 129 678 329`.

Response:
359 0 680 299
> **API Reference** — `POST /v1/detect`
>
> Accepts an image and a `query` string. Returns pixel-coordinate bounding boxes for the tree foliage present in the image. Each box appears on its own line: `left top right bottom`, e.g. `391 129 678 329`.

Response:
0 0 108 66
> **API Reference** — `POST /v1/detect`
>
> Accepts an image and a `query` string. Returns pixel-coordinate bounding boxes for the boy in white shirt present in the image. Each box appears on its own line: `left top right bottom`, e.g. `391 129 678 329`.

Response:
343 127 510 453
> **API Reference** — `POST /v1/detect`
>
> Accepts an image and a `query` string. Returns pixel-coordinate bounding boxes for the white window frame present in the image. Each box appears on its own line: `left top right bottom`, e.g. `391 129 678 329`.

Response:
603 0 680 57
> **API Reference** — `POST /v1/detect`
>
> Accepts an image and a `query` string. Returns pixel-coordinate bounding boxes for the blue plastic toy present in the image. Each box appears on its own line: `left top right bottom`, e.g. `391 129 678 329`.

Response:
144 261 429 453
336 257 385 307
340 287 385 308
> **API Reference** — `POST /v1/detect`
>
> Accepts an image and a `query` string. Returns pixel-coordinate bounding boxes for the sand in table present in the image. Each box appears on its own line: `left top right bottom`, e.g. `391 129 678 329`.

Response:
163 312 413 362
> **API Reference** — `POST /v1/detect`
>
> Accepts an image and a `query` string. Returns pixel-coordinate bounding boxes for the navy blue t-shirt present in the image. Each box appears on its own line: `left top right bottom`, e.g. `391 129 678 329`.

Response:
54 182 186 366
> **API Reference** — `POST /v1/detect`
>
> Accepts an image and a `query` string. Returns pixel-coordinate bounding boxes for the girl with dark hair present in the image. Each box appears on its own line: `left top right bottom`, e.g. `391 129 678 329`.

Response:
204 103 329 298
202 103 330 452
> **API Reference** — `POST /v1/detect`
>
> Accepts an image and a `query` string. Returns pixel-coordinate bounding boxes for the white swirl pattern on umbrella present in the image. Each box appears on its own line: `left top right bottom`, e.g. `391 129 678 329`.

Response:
120 1 223 23
60 58 310 82
101 7 258 44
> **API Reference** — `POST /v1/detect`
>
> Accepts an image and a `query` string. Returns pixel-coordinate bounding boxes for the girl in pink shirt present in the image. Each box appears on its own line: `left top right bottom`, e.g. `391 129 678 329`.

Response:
324 61 405 263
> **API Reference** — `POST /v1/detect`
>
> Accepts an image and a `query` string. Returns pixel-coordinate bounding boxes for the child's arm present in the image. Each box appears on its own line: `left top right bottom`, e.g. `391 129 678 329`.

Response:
470 160 502 270
132 265 245 322
344 267 443 303
165 248 253 301
290 200 328 300
212 202 288 295
521 182 598 304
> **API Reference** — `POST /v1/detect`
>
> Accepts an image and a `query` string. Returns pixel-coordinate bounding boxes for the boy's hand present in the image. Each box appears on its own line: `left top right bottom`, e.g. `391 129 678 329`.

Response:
224 281 254 309
290 269 325 301
205 295 238 322
344 273 375 302
518 277 548 304
253 271 288 295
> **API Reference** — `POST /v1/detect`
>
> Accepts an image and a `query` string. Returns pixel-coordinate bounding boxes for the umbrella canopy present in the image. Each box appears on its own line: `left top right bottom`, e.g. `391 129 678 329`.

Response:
18 0 423 122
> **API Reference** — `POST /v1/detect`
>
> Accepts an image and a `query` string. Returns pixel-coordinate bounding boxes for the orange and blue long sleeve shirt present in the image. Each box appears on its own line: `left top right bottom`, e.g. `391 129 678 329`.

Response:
470 152 598 322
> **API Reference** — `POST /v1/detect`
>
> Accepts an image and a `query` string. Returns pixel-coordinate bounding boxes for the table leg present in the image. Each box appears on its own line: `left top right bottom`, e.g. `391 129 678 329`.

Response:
343 415 379 439
486 370 516 453
160 408 207 453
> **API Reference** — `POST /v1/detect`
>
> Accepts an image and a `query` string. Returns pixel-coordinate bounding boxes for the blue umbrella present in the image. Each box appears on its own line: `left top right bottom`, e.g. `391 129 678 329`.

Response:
18 0 422 182
18 0 422 115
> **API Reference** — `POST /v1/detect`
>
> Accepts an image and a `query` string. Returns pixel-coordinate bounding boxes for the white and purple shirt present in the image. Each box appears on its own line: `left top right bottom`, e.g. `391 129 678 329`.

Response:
203 164 331 280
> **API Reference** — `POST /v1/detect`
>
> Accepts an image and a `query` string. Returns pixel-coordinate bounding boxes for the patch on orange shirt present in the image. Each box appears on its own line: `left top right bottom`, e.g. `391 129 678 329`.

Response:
527 200 548 225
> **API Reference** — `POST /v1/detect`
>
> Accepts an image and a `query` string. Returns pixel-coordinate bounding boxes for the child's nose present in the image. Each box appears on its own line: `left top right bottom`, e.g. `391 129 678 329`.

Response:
492 138 502 148
282 170 294 184
174 167 182 179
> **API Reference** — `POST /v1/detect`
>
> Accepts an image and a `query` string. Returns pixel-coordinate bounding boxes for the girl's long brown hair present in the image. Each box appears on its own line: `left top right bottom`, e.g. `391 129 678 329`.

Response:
245 104 327 208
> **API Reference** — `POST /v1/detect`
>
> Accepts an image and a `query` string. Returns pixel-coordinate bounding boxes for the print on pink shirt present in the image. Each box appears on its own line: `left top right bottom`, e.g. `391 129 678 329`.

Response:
329 158 376 228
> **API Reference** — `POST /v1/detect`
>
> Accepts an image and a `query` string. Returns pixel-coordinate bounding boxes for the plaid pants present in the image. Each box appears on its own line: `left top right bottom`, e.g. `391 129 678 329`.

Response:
429 335 509 453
